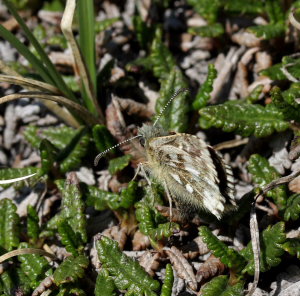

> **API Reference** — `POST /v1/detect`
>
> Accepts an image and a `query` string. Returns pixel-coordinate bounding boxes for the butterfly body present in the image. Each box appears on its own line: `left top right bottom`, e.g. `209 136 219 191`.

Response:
138 124 237 220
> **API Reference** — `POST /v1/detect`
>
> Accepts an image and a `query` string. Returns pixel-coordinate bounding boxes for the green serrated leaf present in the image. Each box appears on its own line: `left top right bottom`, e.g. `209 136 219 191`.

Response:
92 124 116 154
248 23 285 40
282 238 300 259
57 219 82 257
160 264 174 296
201 275 244 296
224 0 264 14
0 271 14 296
27 205 39 242
135 202 180 243
18 242 50 286
240 222 286 274
150 28 176 80
24 125 77 150
187 0 221 23
53 255 89 285
260 63 286 80
133 15 155 49
58 127 90 173
0 167 41 189
193 64 218 109
188 23 224 37
108 155 132 175
95 18 120 34
246 85 264 104
96 236 160 295
248 154 287 208
271 86 300 122
199 101 290 137
95 268 117 296
39 139 59 175
284 194 300 221
0 199 19 251
55 179 87 243
156 66 189 132
265 0 285 23
85 180 138 211
56 286 86 296
199 226 246 273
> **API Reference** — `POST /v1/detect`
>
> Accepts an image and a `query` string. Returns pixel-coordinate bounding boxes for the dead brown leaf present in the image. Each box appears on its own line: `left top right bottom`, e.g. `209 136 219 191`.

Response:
139 251 160 276
196 254 225 282
164 246 197 291
132 230 151 251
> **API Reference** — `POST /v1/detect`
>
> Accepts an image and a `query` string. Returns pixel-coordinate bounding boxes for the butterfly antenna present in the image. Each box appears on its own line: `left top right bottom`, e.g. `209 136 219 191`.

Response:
94 135 141 166
153 88 190 127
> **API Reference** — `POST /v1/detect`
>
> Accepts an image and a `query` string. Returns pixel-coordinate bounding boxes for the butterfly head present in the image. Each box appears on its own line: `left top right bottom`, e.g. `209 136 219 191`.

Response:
138 123 168 146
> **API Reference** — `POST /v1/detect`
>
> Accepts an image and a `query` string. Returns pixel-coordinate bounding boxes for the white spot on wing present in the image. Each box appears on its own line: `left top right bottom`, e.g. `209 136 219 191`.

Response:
170 173 183 185
184 164 200 176
186 184 194 193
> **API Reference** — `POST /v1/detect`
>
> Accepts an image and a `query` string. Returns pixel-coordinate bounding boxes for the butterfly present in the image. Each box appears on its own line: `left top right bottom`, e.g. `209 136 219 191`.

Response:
94 89 237 219
137 123 237 220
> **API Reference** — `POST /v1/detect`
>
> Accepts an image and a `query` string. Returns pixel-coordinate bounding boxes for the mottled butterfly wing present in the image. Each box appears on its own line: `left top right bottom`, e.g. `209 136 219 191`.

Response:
146 134 236 219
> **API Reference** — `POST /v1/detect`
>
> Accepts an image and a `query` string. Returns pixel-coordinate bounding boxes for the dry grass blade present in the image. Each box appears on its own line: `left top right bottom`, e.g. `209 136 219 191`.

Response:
247 169 300 296
0 173 37 184
0 91 98 125
0 74 61 94
0 58 80 128
61 0 104 121
164 246 197 291
0 248 57 263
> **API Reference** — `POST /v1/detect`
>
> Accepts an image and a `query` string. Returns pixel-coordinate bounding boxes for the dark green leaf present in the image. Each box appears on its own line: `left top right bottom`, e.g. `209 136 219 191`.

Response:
282 238 300 259
199 226 246 273
95 18 120 34
18 242 50 285
201 275 244 296
150 28 176 80
160 264 174 296
27 205 39 242
188 23 224 37
48 179 87 243
58 127 90 173
92 124 116 154
95 268 117 296
284 194 300 221
53 255 89 285
0 167 41 189
248 23 285 40
248 154 287 208
193 64 218 109
39 139 59 175
57 219 82 257
96 236 160 295
187 0 221 23
271 86 300 122
108 155 132 175
85 181 138 211
199 101 290 137
155 66 189 132
241 222 286 274
24 125 77 150
0 199 19 251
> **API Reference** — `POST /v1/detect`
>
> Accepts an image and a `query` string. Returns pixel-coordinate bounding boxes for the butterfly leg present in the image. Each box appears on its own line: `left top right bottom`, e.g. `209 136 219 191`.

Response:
133 162 157 207
163 180 173 222
132 163 142 181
